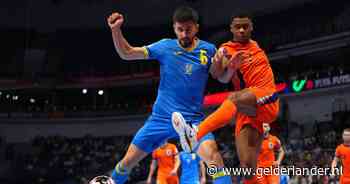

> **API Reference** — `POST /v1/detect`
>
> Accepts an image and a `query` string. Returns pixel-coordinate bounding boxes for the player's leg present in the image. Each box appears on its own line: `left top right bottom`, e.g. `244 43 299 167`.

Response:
236 124 264 183
111 144 148 183
196 88 257 141
171 89 256 152
112 117 171 184
197 138 233 184
171 115 232 184
267 174 280 184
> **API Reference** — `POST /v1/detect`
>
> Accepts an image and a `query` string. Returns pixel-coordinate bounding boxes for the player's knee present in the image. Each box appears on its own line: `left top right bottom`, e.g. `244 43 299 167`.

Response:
228 90 256 106
227 92 239 102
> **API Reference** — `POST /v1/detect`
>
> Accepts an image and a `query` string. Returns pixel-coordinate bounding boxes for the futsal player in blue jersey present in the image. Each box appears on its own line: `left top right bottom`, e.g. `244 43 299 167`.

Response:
106 6 232 184
179 151 206 184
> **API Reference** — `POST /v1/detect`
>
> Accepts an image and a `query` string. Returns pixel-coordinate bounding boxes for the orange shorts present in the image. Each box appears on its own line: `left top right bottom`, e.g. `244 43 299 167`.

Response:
340 175 350 184
257 174 280 184
157 175 179 184
235 87 279 136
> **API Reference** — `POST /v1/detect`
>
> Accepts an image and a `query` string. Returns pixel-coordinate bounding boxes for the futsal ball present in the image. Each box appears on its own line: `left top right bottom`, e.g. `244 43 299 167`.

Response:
89 175 115 184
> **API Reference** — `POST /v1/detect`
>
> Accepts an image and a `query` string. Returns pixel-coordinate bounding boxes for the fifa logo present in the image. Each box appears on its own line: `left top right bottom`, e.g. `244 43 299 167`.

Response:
185 64 193 75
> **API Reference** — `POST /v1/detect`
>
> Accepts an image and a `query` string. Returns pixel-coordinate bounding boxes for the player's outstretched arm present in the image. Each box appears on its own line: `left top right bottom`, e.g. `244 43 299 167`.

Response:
331 156 339 170
107 12 147 61
275 146 285 166
210 48 244 84
146 159 157 184
210 48 227 80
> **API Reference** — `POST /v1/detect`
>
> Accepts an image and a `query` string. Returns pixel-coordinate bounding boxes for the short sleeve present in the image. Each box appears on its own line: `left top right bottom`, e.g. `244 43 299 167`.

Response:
274 136 281 150
145 39 169 60
335 146 341 157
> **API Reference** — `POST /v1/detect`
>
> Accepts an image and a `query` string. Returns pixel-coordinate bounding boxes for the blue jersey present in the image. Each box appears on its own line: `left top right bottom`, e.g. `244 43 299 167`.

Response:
145 39 216 120
280 174 289 184
179 152 201 184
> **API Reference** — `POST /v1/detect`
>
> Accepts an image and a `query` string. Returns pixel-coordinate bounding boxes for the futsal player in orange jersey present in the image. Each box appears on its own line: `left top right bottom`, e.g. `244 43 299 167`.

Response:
172 14 279 182
332 128 350 184
251 123 284 184
147 142 180 184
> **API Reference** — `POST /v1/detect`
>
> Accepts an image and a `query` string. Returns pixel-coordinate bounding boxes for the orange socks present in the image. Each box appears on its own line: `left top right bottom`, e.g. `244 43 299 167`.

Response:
197 99 237 140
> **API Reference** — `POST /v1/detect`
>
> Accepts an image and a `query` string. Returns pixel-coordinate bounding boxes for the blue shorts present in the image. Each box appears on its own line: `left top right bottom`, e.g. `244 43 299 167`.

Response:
131 115 214 153
180 179 200 184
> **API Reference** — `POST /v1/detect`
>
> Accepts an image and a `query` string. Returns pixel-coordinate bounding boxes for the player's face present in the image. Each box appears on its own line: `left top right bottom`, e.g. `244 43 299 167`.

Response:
231 17 253 43
174 21 199 48
343 131 350 144
263 123 270 137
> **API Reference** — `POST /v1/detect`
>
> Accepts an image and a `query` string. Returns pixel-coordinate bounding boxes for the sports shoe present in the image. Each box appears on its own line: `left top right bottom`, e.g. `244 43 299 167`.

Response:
172 112 199 152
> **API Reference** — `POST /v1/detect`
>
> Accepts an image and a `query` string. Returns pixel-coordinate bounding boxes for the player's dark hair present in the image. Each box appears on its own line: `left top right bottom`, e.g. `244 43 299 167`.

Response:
173 6 199 23
231 13 253 22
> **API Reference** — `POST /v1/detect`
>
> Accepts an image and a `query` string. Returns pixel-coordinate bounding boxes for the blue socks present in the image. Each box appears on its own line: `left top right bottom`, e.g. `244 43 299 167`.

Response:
212 168 232 184
111 162 129 184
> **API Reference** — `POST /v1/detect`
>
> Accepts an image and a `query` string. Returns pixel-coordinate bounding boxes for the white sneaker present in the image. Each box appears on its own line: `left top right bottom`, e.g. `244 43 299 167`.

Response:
172 112 199 152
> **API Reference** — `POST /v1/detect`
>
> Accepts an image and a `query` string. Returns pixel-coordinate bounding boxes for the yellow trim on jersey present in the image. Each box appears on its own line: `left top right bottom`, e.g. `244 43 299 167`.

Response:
142 46 149 59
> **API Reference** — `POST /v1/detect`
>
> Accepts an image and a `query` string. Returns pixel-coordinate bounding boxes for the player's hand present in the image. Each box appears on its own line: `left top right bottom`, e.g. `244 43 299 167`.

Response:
213 47 230 68
273 161 280 167
211 47 230 78
213 47 225 64
228 51 246 70
107 12 124 31
146 178 152 184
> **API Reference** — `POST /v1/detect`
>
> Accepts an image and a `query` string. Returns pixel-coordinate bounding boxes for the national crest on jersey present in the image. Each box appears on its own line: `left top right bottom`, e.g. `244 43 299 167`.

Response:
145 38 216 119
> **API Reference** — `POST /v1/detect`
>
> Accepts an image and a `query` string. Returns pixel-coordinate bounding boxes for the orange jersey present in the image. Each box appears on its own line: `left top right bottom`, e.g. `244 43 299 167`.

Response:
335 144 350 177
257 134 281 168
221 40 276 92
152 143 178 177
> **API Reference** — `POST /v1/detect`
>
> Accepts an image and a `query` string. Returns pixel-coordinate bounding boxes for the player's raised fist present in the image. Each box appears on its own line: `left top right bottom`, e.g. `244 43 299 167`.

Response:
107 12 124 30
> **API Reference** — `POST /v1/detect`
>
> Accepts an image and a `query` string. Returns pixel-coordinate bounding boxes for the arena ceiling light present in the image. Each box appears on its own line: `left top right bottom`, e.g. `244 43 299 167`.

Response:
98 90 104 96
82 89 88 94
30 98 35 103
12 96 19 101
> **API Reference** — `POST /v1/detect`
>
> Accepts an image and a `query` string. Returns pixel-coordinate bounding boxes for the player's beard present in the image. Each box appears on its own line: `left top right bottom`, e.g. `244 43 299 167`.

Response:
179 37 193 48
